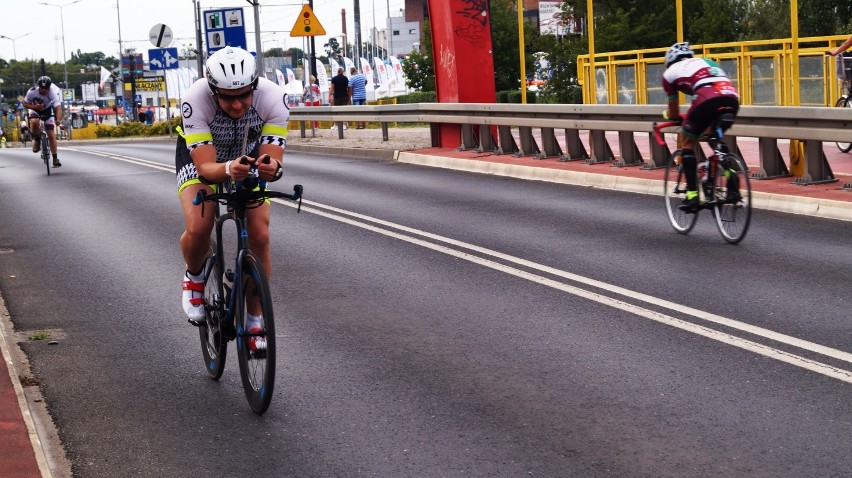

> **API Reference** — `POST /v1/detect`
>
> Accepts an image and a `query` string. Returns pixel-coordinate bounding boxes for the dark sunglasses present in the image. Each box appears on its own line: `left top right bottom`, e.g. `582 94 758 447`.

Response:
215 88 254 101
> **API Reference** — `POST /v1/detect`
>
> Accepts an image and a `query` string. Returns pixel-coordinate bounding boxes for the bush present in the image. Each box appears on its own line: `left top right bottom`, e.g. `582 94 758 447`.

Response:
393 91 436 104
95 116 181 138
496 90 537 104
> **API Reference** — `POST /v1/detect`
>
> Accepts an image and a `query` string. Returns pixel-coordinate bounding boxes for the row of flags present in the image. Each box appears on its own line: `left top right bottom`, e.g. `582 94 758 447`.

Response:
275 56 407 98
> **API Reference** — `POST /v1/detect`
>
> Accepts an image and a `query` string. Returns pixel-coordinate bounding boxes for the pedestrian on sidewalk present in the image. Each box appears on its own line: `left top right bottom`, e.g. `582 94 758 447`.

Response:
349 66 368 129
329 68 350 129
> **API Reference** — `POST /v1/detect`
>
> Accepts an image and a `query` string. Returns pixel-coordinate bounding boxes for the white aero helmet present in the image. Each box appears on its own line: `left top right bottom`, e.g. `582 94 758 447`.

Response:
206 46 258 93
665 42 694 68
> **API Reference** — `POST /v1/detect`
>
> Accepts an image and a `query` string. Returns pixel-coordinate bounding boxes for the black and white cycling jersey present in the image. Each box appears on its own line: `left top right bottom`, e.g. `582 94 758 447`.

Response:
175 77 290 190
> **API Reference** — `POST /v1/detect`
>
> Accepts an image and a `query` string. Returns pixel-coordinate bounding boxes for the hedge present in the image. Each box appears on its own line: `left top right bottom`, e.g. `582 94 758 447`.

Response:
95 117 181 138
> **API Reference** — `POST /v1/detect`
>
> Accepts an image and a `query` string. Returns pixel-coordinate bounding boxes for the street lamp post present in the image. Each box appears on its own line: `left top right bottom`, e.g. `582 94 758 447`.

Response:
39 0 83 91
0 33 32 63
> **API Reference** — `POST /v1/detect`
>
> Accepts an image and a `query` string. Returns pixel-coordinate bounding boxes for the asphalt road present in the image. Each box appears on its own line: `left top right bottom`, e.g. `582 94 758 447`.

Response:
0 141 850 477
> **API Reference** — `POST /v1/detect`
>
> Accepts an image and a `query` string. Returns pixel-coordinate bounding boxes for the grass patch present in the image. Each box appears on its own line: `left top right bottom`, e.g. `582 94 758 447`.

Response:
28 330 51 341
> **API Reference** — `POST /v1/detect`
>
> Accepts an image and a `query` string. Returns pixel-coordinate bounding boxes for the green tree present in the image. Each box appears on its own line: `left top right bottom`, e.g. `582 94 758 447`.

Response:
265 47 286 57
69 50 118 69
684 0 749 44
402 20 435 91
324 38 341 58
488 0 523 91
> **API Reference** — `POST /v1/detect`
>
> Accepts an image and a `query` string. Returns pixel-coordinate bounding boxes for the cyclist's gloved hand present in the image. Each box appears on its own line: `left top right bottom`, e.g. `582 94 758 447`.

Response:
256 154 284 182
225 155 255 181
662 110 682 123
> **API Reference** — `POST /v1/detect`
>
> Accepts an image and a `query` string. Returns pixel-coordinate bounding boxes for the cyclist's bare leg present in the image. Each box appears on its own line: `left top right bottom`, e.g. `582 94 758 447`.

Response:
179 183 216 274
29 118 40 137
47 128 58 155
245 203 271 317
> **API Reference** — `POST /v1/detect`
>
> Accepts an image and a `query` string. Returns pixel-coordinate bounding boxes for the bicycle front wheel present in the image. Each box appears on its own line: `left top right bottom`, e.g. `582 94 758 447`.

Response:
835 97 852 153
41 135 50 176
663 152 698 234
712 154 752 244
236 252 276 415
199 241 228 379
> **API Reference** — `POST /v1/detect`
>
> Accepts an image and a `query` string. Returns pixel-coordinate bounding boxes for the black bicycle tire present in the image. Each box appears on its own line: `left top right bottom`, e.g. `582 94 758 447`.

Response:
835 97 852 153
235 252 276 415
199 241 228 379
712 154 752 244
663 152 698 234
41 134 50 176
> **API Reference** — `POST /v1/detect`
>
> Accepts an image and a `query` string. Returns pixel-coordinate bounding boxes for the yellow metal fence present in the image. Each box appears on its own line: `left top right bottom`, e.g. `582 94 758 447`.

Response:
578 35 849 106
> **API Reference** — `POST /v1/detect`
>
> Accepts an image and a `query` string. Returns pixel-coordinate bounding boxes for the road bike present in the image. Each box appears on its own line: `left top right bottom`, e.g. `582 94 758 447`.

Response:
19 127 30 147
35 118 51 176
833 54 852 153
192 159 303 414
654 116 752 244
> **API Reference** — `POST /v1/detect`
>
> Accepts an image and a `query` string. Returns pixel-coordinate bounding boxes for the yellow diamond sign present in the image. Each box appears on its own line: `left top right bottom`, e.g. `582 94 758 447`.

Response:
290 4 326 37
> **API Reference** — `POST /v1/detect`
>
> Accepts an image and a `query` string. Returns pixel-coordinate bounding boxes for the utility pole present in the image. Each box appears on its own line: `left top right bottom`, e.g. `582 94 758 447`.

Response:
247 0 264 76
353 0 362 69
193 0 204 75
386 0 393 58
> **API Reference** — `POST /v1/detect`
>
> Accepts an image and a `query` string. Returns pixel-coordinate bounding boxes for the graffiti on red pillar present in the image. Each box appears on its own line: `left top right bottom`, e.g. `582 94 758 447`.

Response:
439 44 457 79
454 0 489 43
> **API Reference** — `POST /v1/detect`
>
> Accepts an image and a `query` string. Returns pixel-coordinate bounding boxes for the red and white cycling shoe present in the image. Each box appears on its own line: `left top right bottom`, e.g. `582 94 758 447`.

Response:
182 273 206 325
247 327 267 356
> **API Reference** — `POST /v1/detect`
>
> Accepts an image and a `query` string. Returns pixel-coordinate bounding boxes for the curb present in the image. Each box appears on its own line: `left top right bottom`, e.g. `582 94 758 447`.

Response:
286 143 398 160
396 151 852 223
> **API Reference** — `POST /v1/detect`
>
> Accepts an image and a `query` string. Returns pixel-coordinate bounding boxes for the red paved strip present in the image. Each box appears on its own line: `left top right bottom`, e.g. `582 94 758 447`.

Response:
407 146 852 204
0 353 40 478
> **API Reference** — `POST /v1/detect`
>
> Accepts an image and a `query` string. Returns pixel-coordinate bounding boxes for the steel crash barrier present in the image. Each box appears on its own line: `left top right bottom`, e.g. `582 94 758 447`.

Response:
287 103 852 188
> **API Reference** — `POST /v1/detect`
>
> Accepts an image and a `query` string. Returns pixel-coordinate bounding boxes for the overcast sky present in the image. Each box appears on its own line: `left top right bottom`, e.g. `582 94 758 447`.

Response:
1 0 406 63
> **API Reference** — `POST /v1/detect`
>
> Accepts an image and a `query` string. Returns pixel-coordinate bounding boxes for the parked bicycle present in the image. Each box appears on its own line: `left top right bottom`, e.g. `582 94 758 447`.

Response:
654 116 752 244
193 158 303 414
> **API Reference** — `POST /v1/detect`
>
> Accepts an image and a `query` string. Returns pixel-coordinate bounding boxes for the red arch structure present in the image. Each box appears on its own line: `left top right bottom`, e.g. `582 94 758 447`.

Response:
428 0 497 148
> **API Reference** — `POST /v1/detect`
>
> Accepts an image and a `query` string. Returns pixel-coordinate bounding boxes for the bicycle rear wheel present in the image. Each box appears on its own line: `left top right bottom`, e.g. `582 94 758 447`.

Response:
235 252 276 414
663 152 698 234
199 242 228 379
712 154 752 244
41 134 50 176
835 97 852 153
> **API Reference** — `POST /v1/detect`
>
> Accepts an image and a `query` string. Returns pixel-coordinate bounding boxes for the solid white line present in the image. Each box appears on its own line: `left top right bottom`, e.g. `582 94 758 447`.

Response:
291 199 852 366
270 199 852 384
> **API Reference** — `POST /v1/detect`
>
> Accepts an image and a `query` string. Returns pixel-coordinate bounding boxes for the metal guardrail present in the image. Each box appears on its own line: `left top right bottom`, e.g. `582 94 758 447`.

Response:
288 103 852 186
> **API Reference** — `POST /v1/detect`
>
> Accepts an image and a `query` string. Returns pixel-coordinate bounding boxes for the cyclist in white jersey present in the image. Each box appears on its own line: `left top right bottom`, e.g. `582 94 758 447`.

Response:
23 76 63 167
176 47 289 352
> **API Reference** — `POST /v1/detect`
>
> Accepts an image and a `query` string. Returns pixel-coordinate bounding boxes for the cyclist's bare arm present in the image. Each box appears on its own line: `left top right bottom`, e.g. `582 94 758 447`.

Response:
829 34 852 56
190 144 254 183
54 105 62 122
256 144 284 181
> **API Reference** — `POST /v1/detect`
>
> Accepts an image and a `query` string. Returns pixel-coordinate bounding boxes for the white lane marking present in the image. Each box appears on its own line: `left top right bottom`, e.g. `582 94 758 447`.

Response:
80 148 852 382
68 148 173 172
292 199 852 366
272 199 852 384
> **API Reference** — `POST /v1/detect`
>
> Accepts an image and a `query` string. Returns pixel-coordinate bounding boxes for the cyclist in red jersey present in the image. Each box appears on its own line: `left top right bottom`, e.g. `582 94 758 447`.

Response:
662 42 740 211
